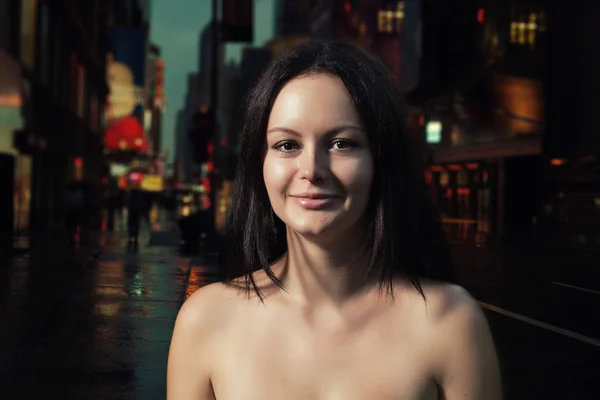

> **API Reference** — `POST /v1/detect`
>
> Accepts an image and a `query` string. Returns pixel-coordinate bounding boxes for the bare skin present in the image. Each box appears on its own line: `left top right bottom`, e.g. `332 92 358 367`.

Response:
168 74 502 399
168 263 502 399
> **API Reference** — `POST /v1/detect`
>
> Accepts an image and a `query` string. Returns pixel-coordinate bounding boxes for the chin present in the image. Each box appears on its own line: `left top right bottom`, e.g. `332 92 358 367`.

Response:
284 213 348 239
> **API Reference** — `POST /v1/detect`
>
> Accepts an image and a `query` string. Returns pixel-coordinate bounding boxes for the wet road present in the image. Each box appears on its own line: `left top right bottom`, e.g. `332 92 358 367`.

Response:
0 228 221 399
1 227 599 399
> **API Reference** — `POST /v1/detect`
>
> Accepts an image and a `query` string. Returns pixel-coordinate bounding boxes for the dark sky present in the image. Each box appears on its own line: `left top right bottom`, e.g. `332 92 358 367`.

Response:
150 0 275 164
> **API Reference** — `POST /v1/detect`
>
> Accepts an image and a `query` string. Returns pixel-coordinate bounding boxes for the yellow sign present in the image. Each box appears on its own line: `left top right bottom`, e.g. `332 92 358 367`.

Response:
141 174 163 192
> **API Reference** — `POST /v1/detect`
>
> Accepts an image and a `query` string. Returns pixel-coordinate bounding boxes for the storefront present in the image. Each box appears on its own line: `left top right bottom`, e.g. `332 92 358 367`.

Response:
426 160 498 244
0 49 33 245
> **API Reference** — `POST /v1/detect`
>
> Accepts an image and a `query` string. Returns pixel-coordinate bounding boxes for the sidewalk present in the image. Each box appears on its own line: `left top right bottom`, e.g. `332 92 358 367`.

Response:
0 225 220 399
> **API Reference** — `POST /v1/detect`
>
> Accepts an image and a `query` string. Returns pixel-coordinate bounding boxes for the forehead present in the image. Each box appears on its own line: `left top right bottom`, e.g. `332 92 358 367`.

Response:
268 73 362 130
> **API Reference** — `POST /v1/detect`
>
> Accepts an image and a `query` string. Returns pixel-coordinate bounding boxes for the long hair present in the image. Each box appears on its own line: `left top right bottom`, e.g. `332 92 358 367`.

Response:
224 40 453 300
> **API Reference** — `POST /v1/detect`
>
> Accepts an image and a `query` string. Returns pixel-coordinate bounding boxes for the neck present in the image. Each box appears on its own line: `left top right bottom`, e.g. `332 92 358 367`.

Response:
278 226 371 307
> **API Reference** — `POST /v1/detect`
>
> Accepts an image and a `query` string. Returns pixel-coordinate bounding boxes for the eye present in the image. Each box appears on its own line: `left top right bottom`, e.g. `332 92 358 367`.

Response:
330 139 356 151
273 141 299 153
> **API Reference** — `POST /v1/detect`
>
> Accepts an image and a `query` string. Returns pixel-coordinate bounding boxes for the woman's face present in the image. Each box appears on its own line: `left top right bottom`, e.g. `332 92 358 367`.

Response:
263 73 374 239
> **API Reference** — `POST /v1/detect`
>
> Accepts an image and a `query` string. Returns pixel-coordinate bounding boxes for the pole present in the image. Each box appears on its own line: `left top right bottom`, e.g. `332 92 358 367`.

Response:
211 0 218 116
209 0 219 239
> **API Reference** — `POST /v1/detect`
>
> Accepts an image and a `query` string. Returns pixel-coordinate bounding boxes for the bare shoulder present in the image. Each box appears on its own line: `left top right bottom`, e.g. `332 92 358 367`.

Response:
413 281 491 350
393 280 480 323
175 281 243 335
167 282 244 399
421 281 483 324
173 270 276 337
415 281 503 399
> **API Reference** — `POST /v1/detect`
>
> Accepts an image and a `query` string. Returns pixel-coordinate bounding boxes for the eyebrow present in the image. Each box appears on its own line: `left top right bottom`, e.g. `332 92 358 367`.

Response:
267 125 363 136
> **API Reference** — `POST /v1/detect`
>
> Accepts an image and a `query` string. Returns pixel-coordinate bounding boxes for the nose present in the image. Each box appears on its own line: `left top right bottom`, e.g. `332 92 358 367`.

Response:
298 145 328 183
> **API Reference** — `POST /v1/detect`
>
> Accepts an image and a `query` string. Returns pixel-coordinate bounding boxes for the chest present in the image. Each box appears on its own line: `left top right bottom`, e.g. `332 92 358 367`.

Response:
211 310 438 400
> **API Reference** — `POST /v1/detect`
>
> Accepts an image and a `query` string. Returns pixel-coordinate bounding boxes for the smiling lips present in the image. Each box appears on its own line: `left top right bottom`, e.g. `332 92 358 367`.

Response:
289 193 342 210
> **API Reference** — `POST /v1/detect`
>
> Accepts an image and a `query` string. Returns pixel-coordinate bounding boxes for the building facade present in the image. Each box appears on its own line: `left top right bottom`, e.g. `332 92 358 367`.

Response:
0 0 112 244
409 0 600 250
145 42 164 157
542 0 600 249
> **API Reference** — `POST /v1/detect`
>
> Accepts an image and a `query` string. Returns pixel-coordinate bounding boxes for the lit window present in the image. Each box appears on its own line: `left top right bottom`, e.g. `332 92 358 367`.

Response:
518 22 526 44
20 0 38 70
510 22 517 43
426 121 442 144
377 2 404 34
510 11 542 48
527 14 537 47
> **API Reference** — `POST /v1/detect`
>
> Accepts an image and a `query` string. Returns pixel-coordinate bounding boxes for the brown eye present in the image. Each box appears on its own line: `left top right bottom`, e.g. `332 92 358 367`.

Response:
274 141 299 153
330 139 355 151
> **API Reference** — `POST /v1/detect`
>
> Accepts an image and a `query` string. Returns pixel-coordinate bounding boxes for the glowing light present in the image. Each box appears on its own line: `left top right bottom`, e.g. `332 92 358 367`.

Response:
477 8 485 24
74 157 83 168
344 1 351 13
550 158 567 167
0 94 22 107
426 121 442 144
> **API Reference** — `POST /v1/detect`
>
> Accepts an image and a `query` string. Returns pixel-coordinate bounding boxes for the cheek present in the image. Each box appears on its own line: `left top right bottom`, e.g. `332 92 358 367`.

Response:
334 157 374 195
263 157 294 194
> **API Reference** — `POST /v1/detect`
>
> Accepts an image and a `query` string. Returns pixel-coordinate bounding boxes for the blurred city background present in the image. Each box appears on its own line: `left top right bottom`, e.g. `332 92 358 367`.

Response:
0 0 599 398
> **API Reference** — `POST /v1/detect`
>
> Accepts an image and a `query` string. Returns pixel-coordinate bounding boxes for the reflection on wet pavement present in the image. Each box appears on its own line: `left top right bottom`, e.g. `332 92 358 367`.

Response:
0 229 221 399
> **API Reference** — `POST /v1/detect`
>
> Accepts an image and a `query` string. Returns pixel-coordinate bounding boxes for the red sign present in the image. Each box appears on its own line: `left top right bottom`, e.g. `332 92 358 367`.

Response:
105 116 148 153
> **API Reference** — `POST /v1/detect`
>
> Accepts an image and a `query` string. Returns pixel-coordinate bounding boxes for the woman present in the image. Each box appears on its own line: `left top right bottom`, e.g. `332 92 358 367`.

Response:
168 40 502 399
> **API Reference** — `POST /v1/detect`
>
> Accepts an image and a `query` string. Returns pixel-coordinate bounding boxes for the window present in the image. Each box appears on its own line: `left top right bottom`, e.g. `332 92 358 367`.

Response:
510 11 545 48
20 0 39 70
426 121 442 144
377 2 404 34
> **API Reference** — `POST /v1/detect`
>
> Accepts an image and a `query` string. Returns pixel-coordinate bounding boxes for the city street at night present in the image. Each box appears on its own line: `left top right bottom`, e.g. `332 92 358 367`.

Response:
0 224 598 398
2 0 600 398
